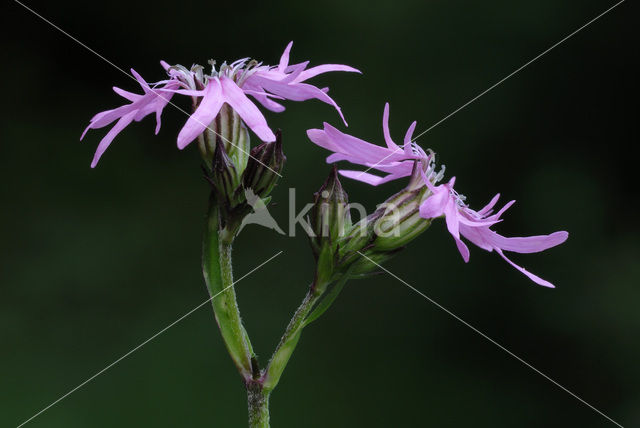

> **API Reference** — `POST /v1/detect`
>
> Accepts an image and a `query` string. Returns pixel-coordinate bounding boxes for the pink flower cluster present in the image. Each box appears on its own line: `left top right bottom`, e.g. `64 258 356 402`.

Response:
81 42 359 167
82 43 568 287
308 104 568 287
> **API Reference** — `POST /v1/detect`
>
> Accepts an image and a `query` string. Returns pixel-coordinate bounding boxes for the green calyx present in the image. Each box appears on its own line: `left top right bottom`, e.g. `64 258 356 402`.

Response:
321 165 434 280
198 104 250 173
204 124 285 243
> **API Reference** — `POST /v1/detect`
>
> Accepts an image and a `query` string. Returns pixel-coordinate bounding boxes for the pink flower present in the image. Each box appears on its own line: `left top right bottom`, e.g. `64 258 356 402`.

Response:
167 71 277 149
242 42 359 125
81 42 359 167
80 69 179 168
307 102 568 287
419 172 568 287
307 103 426 185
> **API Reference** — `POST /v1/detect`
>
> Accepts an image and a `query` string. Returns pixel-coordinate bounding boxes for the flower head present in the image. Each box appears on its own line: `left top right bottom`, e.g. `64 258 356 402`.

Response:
307 103 426 185
418 171 568 287
309 102 569 287
81 42 359 167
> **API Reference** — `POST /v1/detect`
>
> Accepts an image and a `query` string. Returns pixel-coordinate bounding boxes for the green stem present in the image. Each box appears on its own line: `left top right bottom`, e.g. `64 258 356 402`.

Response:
263 269 354 392
202 195 254 378
263 286 324 392
247 381 270 427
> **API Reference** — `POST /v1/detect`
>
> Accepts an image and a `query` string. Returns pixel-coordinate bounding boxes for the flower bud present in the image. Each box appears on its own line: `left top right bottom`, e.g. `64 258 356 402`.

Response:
306 167 353 291
309 166 351 257
242 130 286 199
206 130 286 243
209 140 242 210
333 163 433 277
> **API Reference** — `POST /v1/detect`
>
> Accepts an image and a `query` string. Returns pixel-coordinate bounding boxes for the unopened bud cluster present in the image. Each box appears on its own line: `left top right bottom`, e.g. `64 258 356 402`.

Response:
309 162 436 289
206 128 285 241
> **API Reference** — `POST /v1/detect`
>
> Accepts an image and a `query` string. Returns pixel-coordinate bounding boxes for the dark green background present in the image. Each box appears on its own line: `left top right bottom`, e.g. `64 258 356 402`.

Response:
2 0 637 426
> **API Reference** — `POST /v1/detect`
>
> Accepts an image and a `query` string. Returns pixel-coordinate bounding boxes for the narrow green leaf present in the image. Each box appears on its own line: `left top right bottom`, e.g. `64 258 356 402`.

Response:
303 274 350 327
